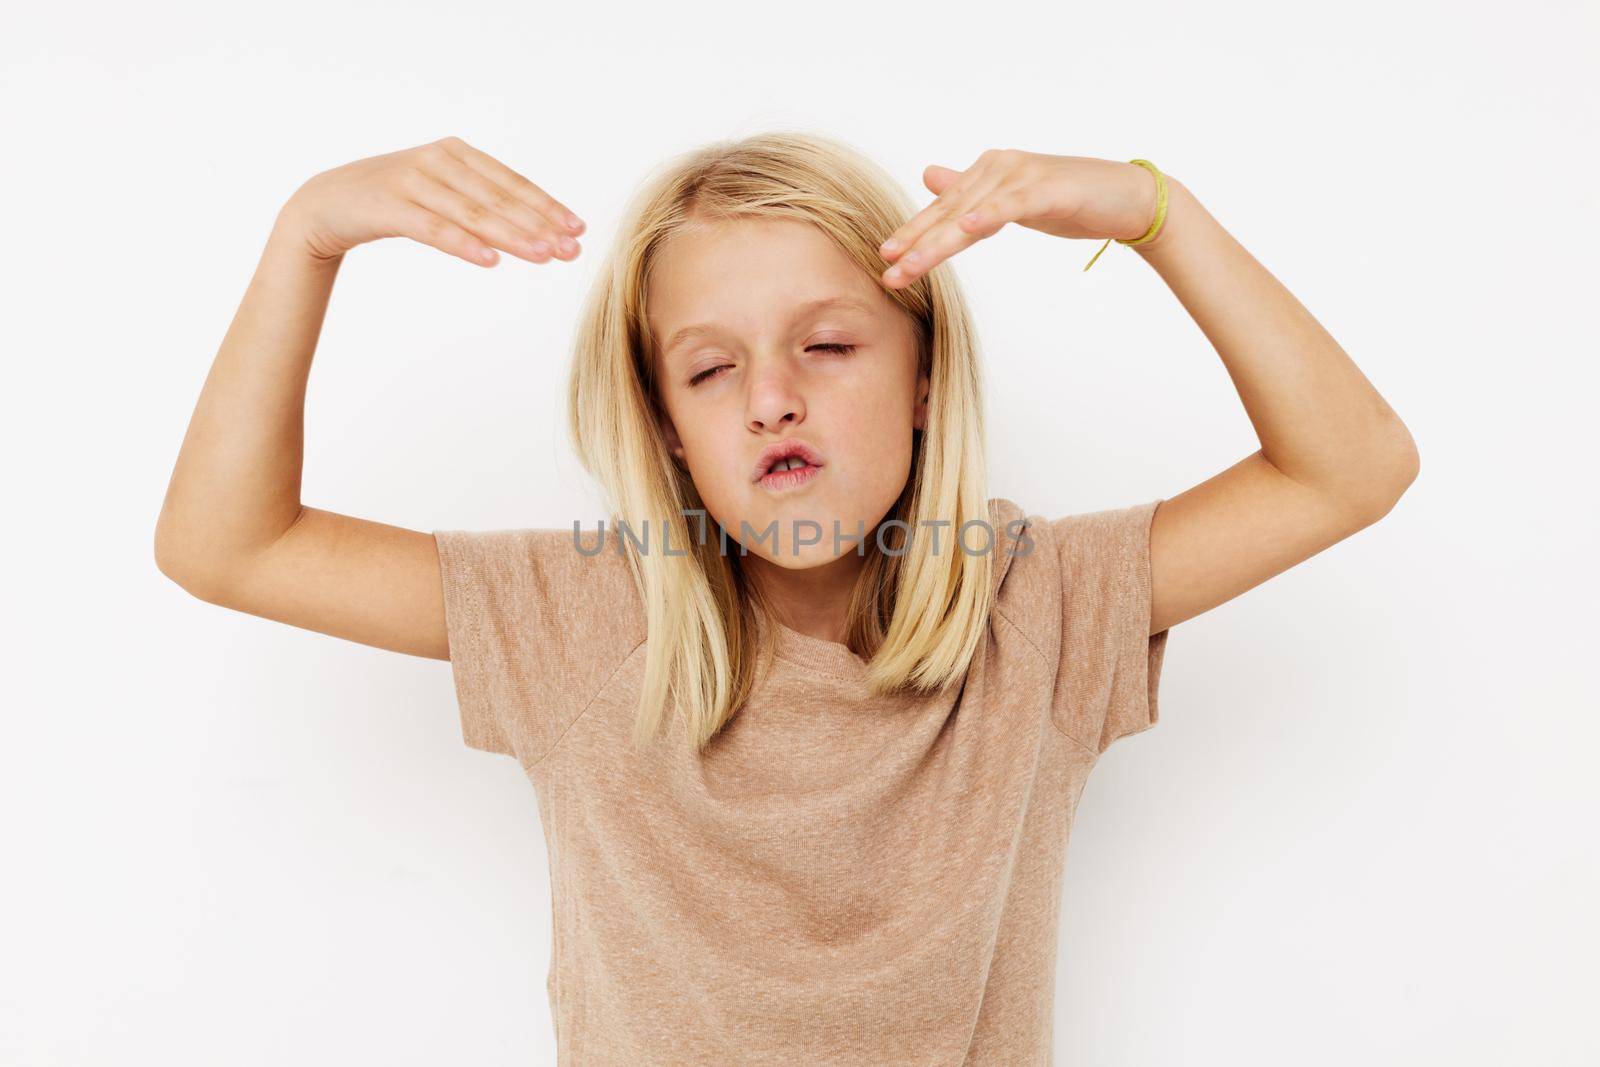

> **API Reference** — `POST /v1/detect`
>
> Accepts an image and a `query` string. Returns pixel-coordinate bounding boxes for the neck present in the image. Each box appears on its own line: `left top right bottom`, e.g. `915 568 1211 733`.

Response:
744 550 866 645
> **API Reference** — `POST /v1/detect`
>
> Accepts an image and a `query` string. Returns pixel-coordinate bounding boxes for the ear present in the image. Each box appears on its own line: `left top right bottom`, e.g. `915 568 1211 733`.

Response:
656 402 687 465
912 370 931 431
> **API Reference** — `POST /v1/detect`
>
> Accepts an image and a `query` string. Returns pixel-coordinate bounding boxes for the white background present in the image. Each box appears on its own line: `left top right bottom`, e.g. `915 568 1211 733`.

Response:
4 1 1596 1063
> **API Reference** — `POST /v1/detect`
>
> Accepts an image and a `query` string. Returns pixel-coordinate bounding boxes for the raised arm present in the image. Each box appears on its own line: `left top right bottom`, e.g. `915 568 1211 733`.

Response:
873 150 1420 637
152 137 588 659
1123 175 1419 635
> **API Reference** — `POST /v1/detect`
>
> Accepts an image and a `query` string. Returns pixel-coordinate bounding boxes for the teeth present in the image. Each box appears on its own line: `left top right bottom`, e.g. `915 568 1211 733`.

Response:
769 456 808 473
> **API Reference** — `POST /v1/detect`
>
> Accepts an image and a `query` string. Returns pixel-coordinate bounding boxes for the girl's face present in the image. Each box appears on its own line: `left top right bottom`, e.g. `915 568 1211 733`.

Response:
649 217 929 571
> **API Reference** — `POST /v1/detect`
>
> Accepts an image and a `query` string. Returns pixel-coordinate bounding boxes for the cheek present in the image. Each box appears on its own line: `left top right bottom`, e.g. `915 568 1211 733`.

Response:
676 417 747 493
854 363 919 434
838 386 918 491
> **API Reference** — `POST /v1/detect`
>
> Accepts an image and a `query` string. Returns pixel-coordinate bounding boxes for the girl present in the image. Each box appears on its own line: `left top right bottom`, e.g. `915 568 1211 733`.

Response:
155 132 1419 1064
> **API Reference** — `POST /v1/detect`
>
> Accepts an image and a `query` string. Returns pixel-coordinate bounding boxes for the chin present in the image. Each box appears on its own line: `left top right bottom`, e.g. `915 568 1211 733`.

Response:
706 483 892 563
760 542 859 570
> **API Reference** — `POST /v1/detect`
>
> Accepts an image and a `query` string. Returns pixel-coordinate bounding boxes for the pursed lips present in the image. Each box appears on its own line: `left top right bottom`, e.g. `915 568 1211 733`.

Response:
751 440 826 482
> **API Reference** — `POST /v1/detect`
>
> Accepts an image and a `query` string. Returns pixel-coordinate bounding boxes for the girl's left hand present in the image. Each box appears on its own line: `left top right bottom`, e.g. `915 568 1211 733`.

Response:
877 149 1164 288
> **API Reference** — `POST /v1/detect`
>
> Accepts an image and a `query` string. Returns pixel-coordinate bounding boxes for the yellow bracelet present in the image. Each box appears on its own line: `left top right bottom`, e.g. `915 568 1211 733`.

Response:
1083 158 1168 271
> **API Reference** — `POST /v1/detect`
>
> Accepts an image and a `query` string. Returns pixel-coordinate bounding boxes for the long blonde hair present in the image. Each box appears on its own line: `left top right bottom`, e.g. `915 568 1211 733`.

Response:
566 129 993 754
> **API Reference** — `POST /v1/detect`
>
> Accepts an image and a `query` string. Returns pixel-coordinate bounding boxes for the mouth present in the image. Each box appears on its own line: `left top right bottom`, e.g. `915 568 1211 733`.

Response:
753 439 826 491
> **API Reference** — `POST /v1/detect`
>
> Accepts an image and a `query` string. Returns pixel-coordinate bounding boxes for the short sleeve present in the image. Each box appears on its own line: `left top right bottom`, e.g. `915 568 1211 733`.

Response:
432 526 645 763
1045 498 1170 755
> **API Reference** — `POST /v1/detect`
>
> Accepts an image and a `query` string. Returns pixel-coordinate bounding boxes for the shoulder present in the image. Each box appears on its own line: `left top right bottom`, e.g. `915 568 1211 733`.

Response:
982 497 1170 752
435 526 643 615
430 523 649 762
985 496 1164 648
433 524 647 684
978 497 1043 652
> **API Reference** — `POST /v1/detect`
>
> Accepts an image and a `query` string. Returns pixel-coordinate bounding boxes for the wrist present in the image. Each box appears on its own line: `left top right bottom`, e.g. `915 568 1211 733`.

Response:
1129 175 1193 258
271 198 344 267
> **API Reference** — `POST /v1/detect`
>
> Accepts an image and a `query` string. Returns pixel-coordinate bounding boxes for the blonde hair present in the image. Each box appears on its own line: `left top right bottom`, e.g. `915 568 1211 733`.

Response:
566 129 992 754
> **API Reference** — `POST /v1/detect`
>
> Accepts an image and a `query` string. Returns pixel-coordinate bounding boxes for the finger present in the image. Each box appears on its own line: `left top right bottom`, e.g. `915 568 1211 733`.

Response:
399 166 563 265
922 163 964 195
879 152 1003 264
878 161 984 266
435 137 586 238
955 180 1043 240
417 148 577 263
421 145 579 262
881 169 1007 289
390 198 507 267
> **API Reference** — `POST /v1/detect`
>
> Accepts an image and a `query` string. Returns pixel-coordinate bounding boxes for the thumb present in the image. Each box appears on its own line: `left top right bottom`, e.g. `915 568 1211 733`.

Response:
923 164 962 195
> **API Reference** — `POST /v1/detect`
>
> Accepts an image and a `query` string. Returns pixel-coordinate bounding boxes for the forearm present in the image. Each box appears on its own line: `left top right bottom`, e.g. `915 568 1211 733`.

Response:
154 205 339 593
1132 177 1419 515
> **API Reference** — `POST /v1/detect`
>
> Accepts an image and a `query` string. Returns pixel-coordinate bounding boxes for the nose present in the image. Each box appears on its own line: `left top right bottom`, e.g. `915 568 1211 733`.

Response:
745 359 806 433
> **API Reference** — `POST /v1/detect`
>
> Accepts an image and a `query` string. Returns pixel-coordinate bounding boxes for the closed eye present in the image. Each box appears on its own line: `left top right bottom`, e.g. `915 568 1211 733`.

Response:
687 344 857 386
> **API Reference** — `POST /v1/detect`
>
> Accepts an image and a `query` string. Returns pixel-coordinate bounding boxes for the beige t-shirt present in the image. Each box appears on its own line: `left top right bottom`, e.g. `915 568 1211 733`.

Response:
433 497 1169 1066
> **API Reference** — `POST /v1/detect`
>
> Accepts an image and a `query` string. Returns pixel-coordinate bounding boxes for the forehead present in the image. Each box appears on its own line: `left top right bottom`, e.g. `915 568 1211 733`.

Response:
647 217 893 346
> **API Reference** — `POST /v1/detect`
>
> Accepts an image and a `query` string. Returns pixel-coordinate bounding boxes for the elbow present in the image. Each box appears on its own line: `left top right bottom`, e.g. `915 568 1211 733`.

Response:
153 526 197 597
153 520 180 585
153 520 227 604
1386 420 1422 505
1353 422 1421 526
1398 433 1421 493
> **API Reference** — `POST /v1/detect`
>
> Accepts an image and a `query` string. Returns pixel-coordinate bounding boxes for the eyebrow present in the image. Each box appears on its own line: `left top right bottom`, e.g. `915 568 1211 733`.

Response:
659 296 877 361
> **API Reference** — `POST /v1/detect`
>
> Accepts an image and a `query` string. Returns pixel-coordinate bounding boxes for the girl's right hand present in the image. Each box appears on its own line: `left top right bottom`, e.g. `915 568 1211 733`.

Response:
279 136 586 267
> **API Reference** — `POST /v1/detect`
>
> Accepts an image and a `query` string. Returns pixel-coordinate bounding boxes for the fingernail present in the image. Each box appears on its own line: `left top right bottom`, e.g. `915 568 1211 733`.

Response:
881 238 900 253
530 240 550 256
567 215 584 232
558 236 578 254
